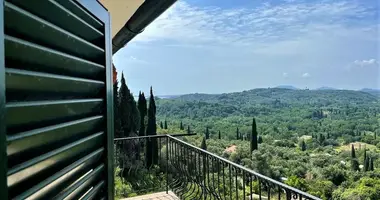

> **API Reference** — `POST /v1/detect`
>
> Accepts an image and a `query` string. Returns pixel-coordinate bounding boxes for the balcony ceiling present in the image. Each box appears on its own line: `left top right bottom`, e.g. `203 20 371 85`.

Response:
98 0 144 38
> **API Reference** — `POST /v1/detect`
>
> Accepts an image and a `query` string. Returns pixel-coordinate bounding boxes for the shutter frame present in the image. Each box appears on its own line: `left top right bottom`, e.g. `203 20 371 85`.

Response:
2 0 114 199
0 0 8 199
76 1 115 199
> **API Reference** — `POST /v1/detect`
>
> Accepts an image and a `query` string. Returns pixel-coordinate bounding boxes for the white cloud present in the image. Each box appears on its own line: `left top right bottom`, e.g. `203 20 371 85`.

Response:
353 59 378 67
130 56 137 60
134 0 377 49
302 73 310 78
116 0 379 93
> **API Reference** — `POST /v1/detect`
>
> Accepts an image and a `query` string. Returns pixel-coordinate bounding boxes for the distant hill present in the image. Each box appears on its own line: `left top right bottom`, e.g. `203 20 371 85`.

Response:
275 85 298 90
157 95 181 99
171 88 378 105
360 88 380 96
315 86 338 90
156 88 379 120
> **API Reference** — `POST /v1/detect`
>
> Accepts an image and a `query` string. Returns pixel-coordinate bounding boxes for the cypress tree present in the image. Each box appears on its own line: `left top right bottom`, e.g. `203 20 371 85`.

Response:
364 156 370 172
113 66 121 138
236 127 239 140
187 125 191 134
180 121 184 130
218 130 221 139
375 132 377 140
251 118 258 152
351 159 359 171
351 144 356 159
369 157 374 171
160 121 163 129
129 93 140 134
119 73 140 136
119 73 131 137
146 87 158 168
201 137 207 150
363 149 367 165
300 140 306 151
350 144 359 171
137 92 147 137
205 127 210 139
164 120 168 129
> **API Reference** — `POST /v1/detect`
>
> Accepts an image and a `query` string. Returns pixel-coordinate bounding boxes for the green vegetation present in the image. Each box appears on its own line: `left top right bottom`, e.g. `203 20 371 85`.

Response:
113 70 164 198
156 88 380 199
113 69 379 200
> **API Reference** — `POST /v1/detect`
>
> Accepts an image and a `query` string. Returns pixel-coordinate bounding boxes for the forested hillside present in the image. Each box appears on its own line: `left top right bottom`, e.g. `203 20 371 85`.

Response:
156 88 380 199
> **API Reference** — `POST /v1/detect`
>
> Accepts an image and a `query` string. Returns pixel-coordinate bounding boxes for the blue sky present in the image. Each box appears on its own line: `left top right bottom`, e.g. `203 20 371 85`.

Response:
113 0 379 95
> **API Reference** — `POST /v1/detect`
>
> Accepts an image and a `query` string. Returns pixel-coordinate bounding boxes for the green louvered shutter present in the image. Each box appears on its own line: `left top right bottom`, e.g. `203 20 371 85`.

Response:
0 0 114 199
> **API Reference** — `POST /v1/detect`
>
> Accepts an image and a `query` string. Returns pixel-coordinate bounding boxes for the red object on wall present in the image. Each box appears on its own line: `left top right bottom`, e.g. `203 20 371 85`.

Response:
113 64 117 84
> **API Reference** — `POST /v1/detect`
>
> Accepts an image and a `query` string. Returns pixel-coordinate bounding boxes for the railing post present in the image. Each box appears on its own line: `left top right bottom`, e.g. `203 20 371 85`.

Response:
166 136 169 194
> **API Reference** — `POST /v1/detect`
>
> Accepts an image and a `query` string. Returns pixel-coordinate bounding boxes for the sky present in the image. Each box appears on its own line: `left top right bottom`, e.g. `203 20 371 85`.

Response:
113 0 379 95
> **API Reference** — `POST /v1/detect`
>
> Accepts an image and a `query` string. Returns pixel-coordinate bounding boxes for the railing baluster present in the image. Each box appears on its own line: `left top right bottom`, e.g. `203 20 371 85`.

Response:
243 171 246 199
235 167 238 200
203 152 207 200
166 137 169 194
250 175 253 200
206 155 211 199
259 179 262 200
229 164 232 200
222 161 226 200
211 157 215 197
217 159 221 199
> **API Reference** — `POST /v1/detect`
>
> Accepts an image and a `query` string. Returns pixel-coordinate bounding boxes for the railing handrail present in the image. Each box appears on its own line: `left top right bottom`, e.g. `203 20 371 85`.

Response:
114 133 196 141
167 135 322 200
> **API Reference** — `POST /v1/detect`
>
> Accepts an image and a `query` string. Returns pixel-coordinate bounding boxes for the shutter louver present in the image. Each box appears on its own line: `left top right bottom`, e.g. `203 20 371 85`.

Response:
2 0 113 199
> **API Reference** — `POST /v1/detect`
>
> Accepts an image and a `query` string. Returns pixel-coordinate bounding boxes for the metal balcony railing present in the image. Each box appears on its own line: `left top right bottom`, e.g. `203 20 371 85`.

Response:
114 135 321 200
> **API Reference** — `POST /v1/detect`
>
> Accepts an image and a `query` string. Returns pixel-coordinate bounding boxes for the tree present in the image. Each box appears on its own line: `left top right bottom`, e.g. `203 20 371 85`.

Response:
146 87 158 168
187 125 191 134
180 121 184 130
285 176 308 192
308 180 335 200
318 134 325 145
351 144 356 159
351 159 359 171
201 137 207 150
236 127 239 140
160 121 163 129
369 157 374 171
164 120 168 129
119 73 140 137
205 127 210 139
137 92 147 137
119 73 130 137
364 156 370 172
113 66 121 138
218 130 221 139
251 118 258 152
300 140 306 151
363 149 367 165
117 72 140 171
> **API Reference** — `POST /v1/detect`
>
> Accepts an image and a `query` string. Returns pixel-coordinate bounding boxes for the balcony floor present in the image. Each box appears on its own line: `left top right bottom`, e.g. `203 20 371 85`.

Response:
122 191 179 200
